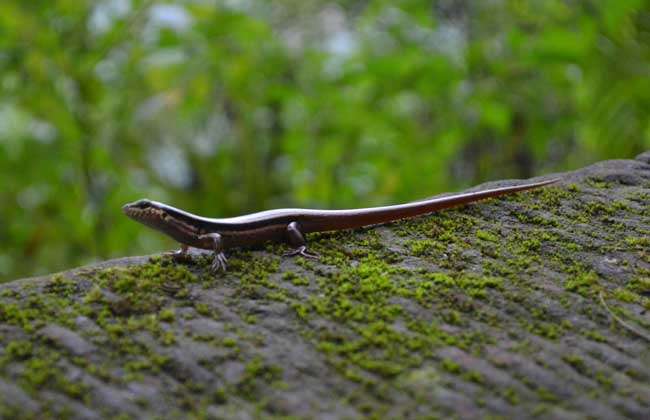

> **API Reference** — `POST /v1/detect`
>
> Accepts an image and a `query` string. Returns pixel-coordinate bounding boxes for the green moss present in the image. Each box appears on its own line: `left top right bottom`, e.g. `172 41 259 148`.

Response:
11 350 90 401
583 330 606 342
0 301 42 332
4 340 33 360
467 371 486 384
625 236 650 248
222 337 238 347
502 388 520 405
526 321 564 340
195 303 212 316
627 277 650 295
441 358 461 374
160 331 176 345
476 230 499 243
613 288 639 303
562 354 588 375
283 272 310 286
565 271 599 296
536 387 559 402
291 277 309 286
159 308 175 322
595 371 614 389
237 357 282 399
458 275 503 297
586 178 611 189
291 302 310 320
0 289 19 298
125 353 168 374
45 274 78 297
88 261 198 317
407 239 440 256
442 310 462 325
83 285 104 304
22 358 54 388
213 388 227 404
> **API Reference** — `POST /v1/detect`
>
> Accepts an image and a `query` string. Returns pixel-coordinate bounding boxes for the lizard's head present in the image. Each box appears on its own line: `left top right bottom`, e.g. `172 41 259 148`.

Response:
122 199 201 238
122 199 168 227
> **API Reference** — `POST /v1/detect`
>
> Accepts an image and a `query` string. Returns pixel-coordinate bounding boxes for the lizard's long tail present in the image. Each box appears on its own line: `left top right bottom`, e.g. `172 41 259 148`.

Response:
302 178 560 232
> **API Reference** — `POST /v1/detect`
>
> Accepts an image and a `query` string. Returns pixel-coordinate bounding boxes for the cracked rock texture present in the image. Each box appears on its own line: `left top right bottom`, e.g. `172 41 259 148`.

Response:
1 153 649 419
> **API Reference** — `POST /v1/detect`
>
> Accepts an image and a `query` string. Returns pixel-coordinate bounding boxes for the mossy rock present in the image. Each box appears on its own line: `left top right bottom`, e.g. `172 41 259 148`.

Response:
1 152 649 419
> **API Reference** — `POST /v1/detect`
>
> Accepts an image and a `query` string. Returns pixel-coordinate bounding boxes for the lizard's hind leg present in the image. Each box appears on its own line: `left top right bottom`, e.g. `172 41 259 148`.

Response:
283 222 319 259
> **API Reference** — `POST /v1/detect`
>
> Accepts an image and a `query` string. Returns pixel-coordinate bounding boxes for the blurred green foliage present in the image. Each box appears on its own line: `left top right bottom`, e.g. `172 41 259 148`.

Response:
1 0 648 280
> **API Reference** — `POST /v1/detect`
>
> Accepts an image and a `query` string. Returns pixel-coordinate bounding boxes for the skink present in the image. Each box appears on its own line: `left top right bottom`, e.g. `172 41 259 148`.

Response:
123 178 558 272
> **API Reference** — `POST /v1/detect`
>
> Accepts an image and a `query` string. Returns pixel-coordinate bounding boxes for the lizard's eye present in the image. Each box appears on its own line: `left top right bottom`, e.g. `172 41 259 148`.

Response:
133 199 152 209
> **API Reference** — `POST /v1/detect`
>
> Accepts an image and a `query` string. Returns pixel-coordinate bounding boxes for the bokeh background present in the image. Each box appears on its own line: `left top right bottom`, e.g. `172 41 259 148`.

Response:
1 0 648 281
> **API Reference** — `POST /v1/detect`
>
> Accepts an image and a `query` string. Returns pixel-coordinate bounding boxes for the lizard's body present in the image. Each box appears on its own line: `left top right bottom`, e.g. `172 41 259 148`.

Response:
123 178 558 271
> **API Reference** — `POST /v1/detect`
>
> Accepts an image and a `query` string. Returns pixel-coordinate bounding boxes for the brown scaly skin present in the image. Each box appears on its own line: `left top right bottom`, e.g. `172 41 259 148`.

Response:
123 178 559 272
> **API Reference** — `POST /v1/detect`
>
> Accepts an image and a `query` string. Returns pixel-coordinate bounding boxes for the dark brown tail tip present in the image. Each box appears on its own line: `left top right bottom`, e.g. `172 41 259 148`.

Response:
514 177 561 192
542 177 561 185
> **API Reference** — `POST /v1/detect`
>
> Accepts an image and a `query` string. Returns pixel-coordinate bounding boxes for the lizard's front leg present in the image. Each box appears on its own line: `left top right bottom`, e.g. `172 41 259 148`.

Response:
169 244 191 262
283 221 319 259
199 232 227 273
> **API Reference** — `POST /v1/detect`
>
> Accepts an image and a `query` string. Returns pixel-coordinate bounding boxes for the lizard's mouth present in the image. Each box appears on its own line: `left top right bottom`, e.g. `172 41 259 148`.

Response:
122 202 165 225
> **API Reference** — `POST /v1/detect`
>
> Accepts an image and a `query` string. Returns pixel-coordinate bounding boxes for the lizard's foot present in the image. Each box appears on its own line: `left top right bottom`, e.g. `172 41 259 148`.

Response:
211 252 228 273
283 245 319 259
168 248 192 262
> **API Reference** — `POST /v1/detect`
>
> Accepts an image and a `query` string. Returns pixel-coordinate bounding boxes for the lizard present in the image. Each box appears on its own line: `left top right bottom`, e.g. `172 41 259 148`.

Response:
123 178 558 272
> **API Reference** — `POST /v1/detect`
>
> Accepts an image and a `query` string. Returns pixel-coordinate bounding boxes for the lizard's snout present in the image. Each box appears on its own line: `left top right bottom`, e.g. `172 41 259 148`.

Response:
122 202 137 217
122 202 147 220
122 199 165 226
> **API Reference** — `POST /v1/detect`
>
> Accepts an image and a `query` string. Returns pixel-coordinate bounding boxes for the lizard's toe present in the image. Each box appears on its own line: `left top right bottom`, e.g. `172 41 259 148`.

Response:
210 253 228 273
284 246 319 260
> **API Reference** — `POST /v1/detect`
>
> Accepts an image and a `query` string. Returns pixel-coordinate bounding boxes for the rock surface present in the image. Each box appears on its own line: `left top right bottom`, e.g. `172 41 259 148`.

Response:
1 154 649 419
